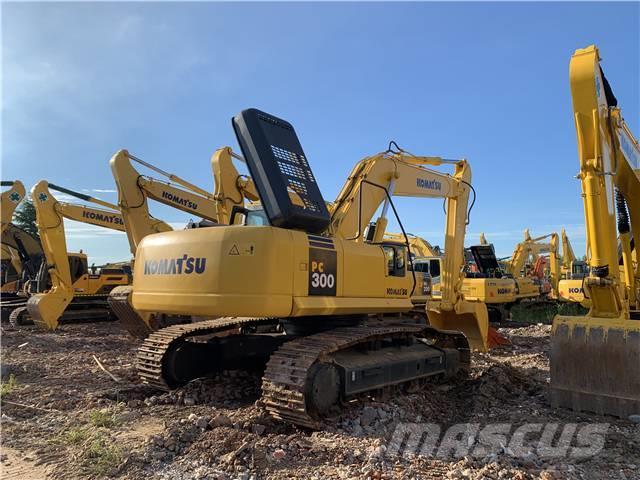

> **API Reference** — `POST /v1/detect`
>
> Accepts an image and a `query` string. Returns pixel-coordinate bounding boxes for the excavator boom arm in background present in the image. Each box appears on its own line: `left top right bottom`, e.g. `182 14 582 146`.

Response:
26 181 129 329
1 180 26 234
109 147 263 256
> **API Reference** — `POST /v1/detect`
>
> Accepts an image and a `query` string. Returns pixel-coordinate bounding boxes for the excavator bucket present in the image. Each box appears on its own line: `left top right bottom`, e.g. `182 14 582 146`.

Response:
427 300 489 351
550 314 640 417
26 290 72 330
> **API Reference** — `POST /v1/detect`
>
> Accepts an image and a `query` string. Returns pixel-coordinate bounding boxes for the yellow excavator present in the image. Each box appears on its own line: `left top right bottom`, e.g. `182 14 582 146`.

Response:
557 229 585 301
1 180 26 234
107 147 265 337
550 45 640 417
127 109 487 428
18 182 130 327
1 180 27 292
556 228 589 304
504 229 560 300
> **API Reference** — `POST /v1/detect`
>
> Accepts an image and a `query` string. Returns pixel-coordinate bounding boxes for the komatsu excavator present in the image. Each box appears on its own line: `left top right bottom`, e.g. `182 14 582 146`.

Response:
505 229 560 300
18 182 130 328
1 180 26 234
107 147 265 337
550 45 640 417
1 180 27 292
128 108 487 428
556 228 589 303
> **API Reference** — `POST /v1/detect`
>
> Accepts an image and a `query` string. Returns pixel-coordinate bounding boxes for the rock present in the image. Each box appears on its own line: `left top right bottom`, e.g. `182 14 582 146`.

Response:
237 472 249 480
196 416 209 430
116 410 136 423
360 406 378 427
188 413 198 422
251 424 266 435
272 448 286 460
127 399 143 408
210 414 233 428
628 414 640 424
184 396 196 406
150 450 167 461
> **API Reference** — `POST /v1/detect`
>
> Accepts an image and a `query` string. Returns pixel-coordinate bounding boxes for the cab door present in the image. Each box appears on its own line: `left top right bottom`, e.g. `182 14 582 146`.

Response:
380 243 411 298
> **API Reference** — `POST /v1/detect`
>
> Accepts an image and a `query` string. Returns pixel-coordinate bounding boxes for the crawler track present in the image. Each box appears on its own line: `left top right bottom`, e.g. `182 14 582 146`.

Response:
137 317 279 390
262 323 470 428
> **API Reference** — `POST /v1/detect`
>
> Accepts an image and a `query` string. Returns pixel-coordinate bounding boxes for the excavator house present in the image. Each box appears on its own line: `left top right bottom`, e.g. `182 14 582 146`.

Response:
130 108 487 427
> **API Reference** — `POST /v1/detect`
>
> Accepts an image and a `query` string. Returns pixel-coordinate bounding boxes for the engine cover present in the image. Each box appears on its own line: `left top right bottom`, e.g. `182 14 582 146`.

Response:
232 108 330 234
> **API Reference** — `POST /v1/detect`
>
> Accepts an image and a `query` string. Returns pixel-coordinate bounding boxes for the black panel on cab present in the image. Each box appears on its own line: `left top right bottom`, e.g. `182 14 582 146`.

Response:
232 108 330 234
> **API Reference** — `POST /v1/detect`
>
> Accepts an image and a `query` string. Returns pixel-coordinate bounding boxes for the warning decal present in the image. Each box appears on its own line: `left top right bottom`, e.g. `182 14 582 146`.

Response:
228 244 255 256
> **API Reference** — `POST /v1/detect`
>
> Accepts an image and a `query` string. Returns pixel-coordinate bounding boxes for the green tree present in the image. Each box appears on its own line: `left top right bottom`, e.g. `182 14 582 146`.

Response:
12 197 39 239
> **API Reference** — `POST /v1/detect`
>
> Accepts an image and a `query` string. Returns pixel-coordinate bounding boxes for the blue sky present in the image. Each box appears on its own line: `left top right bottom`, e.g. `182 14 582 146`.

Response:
2 2 639 263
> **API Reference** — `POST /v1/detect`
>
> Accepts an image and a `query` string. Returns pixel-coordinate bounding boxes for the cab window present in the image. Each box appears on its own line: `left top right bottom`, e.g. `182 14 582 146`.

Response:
429 259 441 279
382 245 406 277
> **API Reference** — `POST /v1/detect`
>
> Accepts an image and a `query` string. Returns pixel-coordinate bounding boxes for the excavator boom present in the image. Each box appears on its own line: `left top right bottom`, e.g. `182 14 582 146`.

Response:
26 181 129 329
550 45 640 418
1 180 26 234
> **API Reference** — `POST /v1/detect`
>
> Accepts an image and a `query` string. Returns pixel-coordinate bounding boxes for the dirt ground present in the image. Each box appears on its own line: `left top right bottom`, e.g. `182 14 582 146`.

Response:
1 320 638 480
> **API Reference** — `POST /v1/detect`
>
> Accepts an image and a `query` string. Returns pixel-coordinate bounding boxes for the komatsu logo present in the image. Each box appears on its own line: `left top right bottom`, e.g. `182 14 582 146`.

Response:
387 287 408 296
497 288 511 295
161 190 198 210
143 255 206 275
82 210 123 225
416 178 442 191
569 287 583 294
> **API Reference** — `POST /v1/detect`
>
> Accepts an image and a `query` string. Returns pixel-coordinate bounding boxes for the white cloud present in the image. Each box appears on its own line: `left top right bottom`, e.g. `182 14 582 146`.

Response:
81 188 118 194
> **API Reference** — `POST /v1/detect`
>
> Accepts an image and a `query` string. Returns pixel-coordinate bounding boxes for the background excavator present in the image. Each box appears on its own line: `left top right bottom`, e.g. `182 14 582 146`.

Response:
1 180 27 292
504 229 560 300
19 181 130 328
556 228 589 304
550 45 640 417
1 180 49 320
127 108 488 428
382 231 440 304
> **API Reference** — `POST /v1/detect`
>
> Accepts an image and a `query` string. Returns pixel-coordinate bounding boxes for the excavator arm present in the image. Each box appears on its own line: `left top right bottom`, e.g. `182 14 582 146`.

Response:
1 180 26 234
550 45 640 418
561 228 576 275
328 148 488 349
110 147 264 255
506 229 555 277
27 181 127 329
